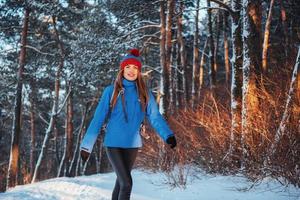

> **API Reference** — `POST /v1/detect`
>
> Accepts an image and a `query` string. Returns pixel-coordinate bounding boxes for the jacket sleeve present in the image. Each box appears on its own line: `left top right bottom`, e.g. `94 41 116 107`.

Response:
80 86 112 153
145 91 174 142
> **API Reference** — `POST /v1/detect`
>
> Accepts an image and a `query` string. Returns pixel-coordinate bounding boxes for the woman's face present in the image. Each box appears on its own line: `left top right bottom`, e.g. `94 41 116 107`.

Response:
123 64 139 81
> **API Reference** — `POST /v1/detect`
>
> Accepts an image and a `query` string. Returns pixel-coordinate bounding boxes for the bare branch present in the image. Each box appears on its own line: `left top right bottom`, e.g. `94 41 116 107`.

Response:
38 113 50 125
120 24 161 40
24 45 56 56
210 0 236 16
56 89 72 115
0 48 16 54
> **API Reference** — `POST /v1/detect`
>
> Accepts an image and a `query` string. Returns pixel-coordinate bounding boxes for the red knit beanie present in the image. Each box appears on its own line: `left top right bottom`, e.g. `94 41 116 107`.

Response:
120 48 142 71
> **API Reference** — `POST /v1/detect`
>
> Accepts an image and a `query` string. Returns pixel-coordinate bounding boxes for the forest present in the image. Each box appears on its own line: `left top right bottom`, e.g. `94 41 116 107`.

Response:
0 0 299 194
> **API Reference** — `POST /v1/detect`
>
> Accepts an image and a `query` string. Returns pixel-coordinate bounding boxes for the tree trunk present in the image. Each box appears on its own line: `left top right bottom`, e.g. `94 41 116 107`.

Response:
52 16 65 175
192 0 200 108
163 0 174 115
58 83 73 177
177 1 187 110
32 91 70 182
66 84 73 175
170 39 177 111
71 104 88 177
98 129 111 173
6 8 30 189
207 0 216 90
199 38 208 94
176 26 184 109
159 0 167 114
249 0 262 75
279 0 289 65
241 0 261 169
214 12 221 72
268 46 300 158
29 78 37 182
223 11 230 84
262 0 275 72
229 0 243 166
32 16 65 182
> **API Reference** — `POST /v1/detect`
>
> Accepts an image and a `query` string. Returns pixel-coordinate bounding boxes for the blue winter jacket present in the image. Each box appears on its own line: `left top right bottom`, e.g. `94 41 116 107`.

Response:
80 77 175 152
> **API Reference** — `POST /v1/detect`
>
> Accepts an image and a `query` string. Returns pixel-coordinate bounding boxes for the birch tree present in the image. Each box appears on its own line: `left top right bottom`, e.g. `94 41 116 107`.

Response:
52 15 66 173
58 82 73 177
70 104 88 176
198 38 208 95
207 1 243 163
164 0 174 115
32 16 66 182
267 46 300 159
159 0 167 114
29 78 37 182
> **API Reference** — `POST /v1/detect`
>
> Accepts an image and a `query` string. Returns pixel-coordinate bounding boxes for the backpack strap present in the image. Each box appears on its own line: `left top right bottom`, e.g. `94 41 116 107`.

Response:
135 82 148 137
120 88 129 123
102 86 116 129
103 87 129 128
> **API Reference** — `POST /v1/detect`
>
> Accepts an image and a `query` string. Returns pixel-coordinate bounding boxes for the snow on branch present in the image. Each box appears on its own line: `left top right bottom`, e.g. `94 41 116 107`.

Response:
38 113 50 125
210 0 236 17
269 45 300 155
56 89 72 115
24 45 56 56
120 24 161 40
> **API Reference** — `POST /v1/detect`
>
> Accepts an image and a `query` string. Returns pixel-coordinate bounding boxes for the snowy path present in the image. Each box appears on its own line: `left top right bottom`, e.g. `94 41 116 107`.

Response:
0 169 299 200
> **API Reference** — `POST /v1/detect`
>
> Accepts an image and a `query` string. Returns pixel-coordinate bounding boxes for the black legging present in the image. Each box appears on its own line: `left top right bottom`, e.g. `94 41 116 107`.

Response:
105 147 139 200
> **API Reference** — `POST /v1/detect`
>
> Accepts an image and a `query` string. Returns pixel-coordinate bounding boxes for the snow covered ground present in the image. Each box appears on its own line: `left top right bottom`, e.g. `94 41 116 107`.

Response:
1 168 299 200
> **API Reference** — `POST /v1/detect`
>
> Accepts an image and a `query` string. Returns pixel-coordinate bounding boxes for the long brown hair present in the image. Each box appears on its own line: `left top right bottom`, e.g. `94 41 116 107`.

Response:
110 69 149 112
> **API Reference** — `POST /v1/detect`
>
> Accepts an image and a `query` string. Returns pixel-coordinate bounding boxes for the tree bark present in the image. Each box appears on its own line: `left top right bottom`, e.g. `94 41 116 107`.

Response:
268 46 300 158
199 38 208 94
163 0 174 115
223 11 230 84
177 1 188 110
229 0 243 166
279 0 289 65
159 0 167 114
249 0 262 75
29 78 37 182
241 0 261 169
192 0 200 108
58 83 73 177
32 16 65 182
176 23 184 109
214 12 221 72
71 104 88 176
52 16 65 175
170 38 177 111
6 8 30 189
207 0 216 90
262 0 275 72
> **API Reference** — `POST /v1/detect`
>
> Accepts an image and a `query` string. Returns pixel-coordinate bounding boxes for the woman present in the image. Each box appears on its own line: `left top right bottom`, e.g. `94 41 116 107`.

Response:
80 48 177 200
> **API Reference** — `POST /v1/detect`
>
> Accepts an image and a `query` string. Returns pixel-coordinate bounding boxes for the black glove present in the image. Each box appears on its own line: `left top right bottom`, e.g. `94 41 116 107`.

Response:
166 136 177 149
80 149 90 163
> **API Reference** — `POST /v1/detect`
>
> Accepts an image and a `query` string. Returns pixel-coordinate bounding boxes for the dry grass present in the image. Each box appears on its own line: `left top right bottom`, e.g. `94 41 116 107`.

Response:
137 74 300 188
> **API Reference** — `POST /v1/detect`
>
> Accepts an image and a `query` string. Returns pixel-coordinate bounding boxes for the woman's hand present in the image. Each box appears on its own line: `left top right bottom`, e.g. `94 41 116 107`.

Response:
80 149 90 163
166 136 177 149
